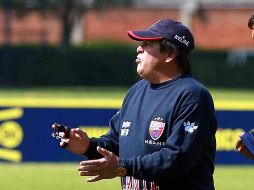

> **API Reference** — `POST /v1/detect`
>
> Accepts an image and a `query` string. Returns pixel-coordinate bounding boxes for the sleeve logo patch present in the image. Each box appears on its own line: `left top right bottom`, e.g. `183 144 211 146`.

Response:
184 121 198 133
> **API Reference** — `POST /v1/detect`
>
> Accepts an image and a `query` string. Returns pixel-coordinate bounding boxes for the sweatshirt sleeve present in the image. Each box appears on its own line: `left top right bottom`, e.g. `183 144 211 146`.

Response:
84 110 120 159
119 89 217 182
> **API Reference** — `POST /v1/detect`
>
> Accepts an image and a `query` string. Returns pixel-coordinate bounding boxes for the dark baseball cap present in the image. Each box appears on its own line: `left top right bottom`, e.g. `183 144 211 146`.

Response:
127 19 195 54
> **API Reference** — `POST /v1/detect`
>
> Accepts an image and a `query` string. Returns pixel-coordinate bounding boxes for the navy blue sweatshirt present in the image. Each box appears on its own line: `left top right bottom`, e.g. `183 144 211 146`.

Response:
85 74 217 190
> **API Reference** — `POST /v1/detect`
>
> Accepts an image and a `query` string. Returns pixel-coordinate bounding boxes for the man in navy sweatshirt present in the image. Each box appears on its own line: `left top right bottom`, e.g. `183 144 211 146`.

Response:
235 13 254 160
53 19 217 190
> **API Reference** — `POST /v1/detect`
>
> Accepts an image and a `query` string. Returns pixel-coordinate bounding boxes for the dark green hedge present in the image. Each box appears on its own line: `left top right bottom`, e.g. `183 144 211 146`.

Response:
0 44 138 86
0 44 253 88
191 50 254 88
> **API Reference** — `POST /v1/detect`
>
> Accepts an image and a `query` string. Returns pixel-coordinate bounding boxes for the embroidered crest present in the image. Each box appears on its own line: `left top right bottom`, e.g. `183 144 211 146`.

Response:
149 117 165 141
121 121 131 136
184 121 198 133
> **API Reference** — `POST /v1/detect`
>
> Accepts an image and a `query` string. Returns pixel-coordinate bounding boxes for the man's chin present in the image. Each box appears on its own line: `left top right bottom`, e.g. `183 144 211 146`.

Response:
137 71 144 78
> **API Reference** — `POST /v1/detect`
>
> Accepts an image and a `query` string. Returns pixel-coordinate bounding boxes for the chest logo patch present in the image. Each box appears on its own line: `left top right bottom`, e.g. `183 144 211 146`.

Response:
121 121 131 136
149 117 165 141
184 121 198 133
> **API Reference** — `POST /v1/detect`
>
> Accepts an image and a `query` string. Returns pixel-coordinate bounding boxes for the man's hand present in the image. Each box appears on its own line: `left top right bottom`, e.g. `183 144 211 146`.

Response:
236 133 254 160
52 123 90 155
78 146 119 182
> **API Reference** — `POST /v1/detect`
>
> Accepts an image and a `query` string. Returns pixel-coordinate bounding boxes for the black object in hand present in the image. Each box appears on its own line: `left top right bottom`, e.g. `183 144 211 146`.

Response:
51 123 70 140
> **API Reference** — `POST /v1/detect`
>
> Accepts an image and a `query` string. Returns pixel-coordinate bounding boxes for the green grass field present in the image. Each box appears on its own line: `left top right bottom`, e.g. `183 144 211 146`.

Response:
0 86 254 100
0 163 254 190
0 86 253 110
0 86 254 189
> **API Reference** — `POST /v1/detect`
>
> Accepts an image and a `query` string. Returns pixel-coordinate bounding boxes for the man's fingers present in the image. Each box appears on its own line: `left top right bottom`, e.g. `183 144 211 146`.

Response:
79 171 99 176
237 145 245 152
80 159 103 166
237 144 254 160
78 164 102 172
69 128 87 140
97 146 112 157
235 132 246 150
78 147 118 182
60 139 69 148
60 142 67 148
73 128 84 135
60 138 69 143
236 139 243 150
242 149 253 159
86 175 102 182
58 132 66 138
52 123 57 129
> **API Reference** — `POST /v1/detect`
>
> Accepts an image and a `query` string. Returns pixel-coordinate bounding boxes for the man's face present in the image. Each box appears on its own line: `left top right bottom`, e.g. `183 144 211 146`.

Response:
135 40 169 82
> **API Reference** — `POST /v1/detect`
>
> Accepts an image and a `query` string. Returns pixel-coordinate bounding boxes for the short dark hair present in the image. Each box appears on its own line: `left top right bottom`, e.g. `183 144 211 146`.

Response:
248 13 254 29
159 40 191 74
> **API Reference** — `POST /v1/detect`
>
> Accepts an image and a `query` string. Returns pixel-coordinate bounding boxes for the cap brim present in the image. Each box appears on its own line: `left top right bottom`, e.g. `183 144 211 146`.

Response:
240 132 254 156
127 30 163 41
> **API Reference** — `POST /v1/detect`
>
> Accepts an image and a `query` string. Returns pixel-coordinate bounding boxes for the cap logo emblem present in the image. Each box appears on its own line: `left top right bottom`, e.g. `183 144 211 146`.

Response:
175 35 189 47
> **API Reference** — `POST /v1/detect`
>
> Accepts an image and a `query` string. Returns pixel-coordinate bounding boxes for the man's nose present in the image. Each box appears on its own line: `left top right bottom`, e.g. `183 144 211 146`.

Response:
137 45 144 53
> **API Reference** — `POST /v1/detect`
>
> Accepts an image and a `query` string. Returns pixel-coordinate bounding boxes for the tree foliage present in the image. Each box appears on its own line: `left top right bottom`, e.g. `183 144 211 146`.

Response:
0 0 133 46
0 0 87 46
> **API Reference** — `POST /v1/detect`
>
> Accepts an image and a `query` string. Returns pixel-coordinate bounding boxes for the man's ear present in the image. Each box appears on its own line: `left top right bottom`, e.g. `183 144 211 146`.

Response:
165 46 177 63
